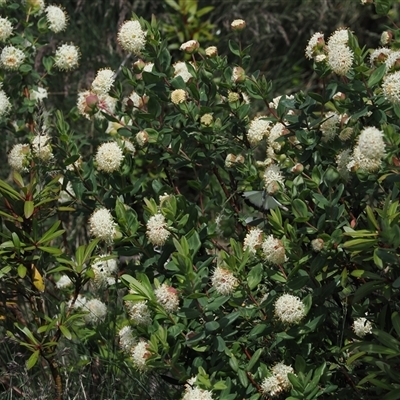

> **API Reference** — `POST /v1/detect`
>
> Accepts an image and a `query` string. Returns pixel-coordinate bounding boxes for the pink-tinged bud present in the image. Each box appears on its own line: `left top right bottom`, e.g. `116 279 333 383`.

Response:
232 66 246 83
84 94 99 113
332 92 345 101
132 59 146 73
205 46 218 57
231 19 246 31
180 40 200 54
380 31 392 46
291 163 304 174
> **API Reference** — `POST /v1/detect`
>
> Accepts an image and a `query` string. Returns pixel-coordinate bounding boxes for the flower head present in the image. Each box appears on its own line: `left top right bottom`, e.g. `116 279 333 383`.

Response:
95 142 124 173
0 45 25 70
136 130 149 146
146 213 170 246
200 113 213 126
305 32 325 60
327 44 353 76
125 300 152 326
262 235 287 265
8 144 30 171
0 88 11 117
83 298 107 324
91 255 118 288
45 5 68 32
357 126 385 160
32 134 53 162
131 340 151 371
247 116 271 145
205 46 217 57
211 266 238 295
155 284 180 312
261 375 283 397
263 164 284 194
311 238 325 252
182 377 214 400
30 86 48 102
328 28 350 46
173 61 193 82
119 325 135 353
54 43 80 71
88 208 117 243
91 68 115 94
336 148 352 181
382 71 400 104
353 317 373 338
180 39 199 53
243 228 263 254
231 19 246 31
118 20 146 55
370 47 391 67
320 111 341 142
171 89 187 104
55 275 73 289
274 293 306 324
0 17 13 41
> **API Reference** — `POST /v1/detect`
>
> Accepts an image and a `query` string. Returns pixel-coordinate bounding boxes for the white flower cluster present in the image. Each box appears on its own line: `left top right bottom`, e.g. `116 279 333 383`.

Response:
118 20 146 55
261 362 295 397
263 164 284 194
83 298 107 324
346 126 385 173
0 87 11 118
131 340 150 371
0 45 25 70
155 284 180 313
88 208 117 243
32 134 53 162
274 293 306 324
30 86 48 102
262 235 287 265
54 43 80 71
125 300 152 326
119 325 135 353
55 275 73 289
267 122 286 158
382 70 400 104
243 228 263 254
45 5 68 33
353 317 373 338
91 255 118 288
173 61 194 83
0 17 13 42
146 213 171 246
305 29 353 75
95 142 124 173
182 377 214 400
320 111 341 142
247 116 271 146
211 266 238 295
311 238 324 252
92 68 115 95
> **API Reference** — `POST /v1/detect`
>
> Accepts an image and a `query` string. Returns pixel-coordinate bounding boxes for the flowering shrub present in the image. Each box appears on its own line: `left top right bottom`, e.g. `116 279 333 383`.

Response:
1 0 400 399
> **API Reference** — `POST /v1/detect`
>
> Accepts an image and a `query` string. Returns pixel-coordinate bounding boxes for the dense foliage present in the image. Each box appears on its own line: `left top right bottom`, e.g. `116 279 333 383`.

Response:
1 0 400 399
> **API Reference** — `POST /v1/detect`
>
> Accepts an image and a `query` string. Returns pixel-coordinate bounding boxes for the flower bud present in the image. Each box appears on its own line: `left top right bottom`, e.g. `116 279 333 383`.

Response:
132 58 146 73
200 113 213 126
231 19 246 31
84 93 99 113
180 39 199 54
291 163 304 174
205 46 218 57
232 66 246 83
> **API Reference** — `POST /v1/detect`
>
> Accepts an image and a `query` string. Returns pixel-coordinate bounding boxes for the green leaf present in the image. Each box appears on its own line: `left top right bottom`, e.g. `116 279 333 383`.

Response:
37 220 65 244
17 264 27 278
375 0 392 15
292 198 309 222
372 329 400 351
228 40 240 56
26 350 40 370
391 312 400 338
247 264 263 290
246 348 263 371
60 325 72 340
368 63 387 87
237 369 248 388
